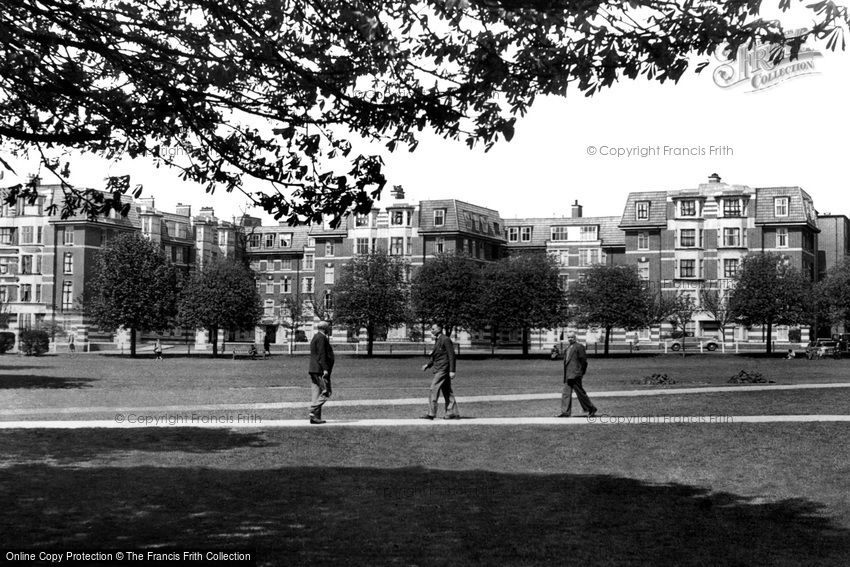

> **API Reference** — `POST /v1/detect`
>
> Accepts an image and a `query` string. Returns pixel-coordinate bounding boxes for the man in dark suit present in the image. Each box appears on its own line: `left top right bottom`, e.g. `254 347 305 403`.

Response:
557 333 598 417
420 324 460 420
308 321 335 424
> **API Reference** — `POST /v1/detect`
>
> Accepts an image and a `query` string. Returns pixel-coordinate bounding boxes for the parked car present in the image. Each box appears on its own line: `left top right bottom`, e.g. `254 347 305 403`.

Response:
807 339 840 359
669 337 719 351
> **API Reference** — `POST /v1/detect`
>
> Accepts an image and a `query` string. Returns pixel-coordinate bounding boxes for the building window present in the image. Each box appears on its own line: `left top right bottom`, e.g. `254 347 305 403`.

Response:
35 284 42 303
680 200 697 217
637 261 650 280
636 201 650 220
36 226 43 244
325 264 335 285
723 228 741 247
551 226 568 241
724 258 739 278
279 233 292 247
63 252 73 274
637 232 649 250
777 228 788 248
266 282 274 294
679 229 696 248
21 255 32 275
434 209 446 227
723 199 742 217
679 259 696 278
62 228 74 246
248 234 260 248
507 227 518 242
324 291 333 311
493 222 500 235
581 226 598 241
264 233 274 248
273 260 281 271
259 260 268 272
35 255 42 274
774 197 789 217
0 228 12 245
303 254 314 270
302 277 314 293
578 248 599 267
62 281 74 310
435 237 445 254
520 227 532 242
282 277 291 293
281 258 292 270
391 210 404 225
355 214 369 227
356 238 370 255
20 226 33 244
325 242 335 257
390 237 404 255
21 284 31 302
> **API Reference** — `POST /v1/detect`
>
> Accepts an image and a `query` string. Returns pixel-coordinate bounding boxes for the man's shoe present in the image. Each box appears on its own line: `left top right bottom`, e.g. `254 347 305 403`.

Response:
443 414 461 420
587 409 598 417
309 418 326 425
420 414 435 420
555 413 572 418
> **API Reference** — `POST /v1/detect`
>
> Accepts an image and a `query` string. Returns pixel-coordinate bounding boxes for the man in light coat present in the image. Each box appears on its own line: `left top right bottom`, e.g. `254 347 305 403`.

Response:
557 333 598 417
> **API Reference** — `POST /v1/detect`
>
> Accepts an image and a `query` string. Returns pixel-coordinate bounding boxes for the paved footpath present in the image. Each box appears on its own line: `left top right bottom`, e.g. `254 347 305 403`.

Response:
2 381 850 417
2 415 850 429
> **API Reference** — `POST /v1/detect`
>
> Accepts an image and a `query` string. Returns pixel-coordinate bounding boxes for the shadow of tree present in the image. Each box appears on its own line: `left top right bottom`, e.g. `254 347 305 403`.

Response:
1 464 848 566
0 430 275 463
0 375 97 389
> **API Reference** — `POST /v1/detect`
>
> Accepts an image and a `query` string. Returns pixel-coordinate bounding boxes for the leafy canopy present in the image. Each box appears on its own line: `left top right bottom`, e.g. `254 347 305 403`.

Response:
2 0 847 222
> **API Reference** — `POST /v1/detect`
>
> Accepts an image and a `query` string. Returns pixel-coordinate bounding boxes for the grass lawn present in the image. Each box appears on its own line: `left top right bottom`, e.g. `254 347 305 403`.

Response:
2 424 850 566
2 354 850 565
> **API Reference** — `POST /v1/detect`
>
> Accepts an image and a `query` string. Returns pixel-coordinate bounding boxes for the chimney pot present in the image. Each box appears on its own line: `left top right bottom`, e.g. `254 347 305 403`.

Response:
571 200 583 218
708 173 722 183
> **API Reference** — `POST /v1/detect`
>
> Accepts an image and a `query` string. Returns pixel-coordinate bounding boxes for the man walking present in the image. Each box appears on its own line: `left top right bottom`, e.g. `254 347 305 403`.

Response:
421 324 460 420
308 321 334 424
557 333 598 417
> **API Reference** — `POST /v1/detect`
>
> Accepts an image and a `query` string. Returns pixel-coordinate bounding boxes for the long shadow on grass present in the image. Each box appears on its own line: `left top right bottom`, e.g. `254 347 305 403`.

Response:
1 464 848 566
0 429 276 463
0 375 96 389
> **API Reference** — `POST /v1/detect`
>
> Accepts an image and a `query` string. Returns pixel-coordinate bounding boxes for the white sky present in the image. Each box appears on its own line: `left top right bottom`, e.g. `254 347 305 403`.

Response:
3 7 849 224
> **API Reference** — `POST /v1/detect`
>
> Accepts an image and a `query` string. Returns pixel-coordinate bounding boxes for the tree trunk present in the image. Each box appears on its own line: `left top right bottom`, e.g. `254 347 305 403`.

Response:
604 326 611 355
766 317 773 354
211 325 218 357
130 327 137 357
521 327 529 356
367 323 374 357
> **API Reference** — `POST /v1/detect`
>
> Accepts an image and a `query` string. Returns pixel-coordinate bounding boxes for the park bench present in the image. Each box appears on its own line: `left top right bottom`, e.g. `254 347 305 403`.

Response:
231 345 265 360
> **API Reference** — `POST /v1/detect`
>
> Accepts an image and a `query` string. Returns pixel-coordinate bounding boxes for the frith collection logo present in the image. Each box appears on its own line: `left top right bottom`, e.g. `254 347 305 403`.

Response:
713 28 821 92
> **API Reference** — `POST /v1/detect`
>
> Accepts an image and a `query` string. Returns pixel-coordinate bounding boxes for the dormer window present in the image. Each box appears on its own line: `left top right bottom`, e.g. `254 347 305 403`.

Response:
723 198 742 217
774 197 789 217
636 201 650 220
434 209 446 227
680 200 697 217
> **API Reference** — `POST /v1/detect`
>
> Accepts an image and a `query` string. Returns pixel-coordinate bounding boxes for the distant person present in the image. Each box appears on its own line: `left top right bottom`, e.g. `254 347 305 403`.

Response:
153 338 163 360
420 324 460 420
307 321 335 424
68 335 75 355
263 335 271 357
556 333 598 418
785 348 795 360
248 343 258 360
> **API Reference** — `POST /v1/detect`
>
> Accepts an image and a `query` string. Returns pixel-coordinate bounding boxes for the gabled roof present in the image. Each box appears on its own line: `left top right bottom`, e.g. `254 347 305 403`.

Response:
619 191 668 228
504 216 624 248
419 199 505 240
755 186 819 230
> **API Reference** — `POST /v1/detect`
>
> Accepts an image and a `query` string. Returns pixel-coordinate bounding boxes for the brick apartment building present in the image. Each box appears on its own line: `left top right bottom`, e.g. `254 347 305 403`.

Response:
0 175 846 351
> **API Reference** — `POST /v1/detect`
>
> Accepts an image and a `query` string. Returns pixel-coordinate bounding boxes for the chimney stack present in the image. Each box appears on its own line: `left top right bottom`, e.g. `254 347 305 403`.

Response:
391 185 405 200
175 203 192 217
708 173 722 184
571 200 583 218
138 197 155 210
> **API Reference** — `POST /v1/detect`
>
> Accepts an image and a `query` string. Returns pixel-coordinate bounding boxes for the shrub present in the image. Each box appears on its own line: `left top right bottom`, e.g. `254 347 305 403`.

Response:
634 373 677 386
728 370 773 384
0 331 15 354
19 329 50 356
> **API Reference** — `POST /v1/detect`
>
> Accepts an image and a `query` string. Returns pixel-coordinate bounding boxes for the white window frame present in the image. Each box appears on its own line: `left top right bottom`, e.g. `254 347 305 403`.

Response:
507 227 518 242
777 227 789 248
774 197 789 217
520 227 532 242
636 201 650 220
434 209 446 227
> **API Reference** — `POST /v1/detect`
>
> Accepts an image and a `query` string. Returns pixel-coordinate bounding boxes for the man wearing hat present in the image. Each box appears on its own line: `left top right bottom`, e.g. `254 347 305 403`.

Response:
308 321 335 424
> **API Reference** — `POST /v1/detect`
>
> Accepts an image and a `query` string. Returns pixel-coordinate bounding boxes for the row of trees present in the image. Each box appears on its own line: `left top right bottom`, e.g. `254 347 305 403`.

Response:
85 233 261 356
333 251 850 356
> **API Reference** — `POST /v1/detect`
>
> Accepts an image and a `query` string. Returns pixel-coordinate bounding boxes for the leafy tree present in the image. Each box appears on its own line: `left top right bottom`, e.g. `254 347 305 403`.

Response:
333 251 408 356
566 265 650 355
729 253 809 353
309 292 336 327
478 253 565 356
178 258 262 356
658 292 699 353
816 258 850 332
19 329 49 356
280 292 310 355
410 253 482 335
84 232 180 357
699 285 736 346
3 1 847 221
